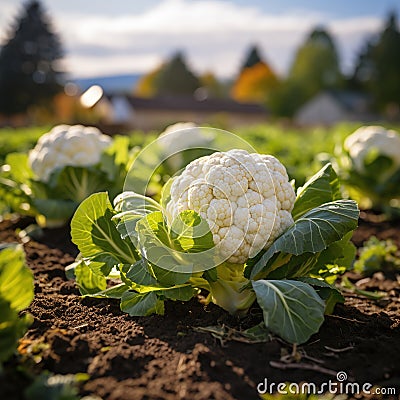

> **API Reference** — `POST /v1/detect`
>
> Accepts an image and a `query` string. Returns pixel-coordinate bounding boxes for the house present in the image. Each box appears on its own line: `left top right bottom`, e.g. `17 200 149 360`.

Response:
295 90 374 126
86 91 267 131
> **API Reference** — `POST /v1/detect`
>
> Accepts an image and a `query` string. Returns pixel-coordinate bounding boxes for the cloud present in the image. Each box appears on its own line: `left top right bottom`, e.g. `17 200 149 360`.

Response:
63 53 163 78
0 1 22 42
0 0 385 78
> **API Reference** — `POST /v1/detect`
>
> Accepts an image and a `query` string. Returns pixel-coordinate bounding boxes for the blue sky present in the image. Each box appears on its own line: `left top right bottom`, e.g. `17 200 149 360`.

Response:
1 0 399 78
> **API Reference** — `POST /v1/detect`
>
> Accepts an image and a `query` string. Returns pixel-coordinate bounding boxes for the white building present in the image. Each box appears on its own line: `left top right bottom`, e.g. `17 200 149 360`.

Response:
295 91 373 126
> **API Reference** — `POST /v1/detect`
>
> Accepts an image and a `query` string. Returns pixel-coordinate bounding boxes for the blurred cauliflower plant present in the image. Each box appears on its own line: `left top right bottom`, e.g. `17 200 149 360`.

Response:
157 122 215 175
29 124 111 183
0 124 134 227
338 125 400 215
354 236 400 276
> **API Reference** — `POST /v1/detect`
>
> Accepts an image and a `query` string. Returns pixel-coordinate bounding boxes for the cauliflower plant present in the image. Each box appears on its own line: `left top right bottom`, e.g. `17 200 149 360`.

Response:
29 124 111 182
157 122 215 172
0 124 134 228
340 125 400 212
166 149 296 264
344 126 400 174
158 122 213 153
71 158 359 343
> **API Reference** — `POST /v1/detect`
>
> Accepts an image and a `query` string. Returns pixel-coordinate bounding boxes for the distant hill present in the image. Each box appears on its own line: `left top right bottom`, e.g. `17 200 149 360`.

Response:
72 73 142 93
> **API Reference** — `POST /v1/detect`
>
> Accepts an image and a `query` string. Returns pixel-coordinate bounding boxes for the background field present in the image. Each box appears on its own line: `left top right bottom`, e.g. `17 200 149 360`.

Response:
2 122 399 185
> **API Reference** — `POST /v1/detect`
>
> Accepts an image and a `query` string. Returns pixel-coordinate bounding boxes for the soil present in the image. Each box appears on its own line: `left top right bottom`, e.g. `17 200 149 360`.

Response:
0 212 400 400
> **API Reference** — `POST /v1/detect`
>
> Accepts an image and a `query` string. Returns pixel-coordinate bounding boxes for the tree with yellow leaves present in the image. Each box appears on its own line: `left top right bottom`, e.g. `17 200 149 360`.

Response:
134 64 164 98
231 61 278 103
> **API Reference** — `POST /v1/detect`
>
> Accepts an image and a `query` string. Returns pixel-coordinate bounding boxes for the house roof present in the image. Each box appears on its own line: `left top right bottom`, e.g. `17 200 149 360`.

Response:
324 90 371 113
106 94 267 115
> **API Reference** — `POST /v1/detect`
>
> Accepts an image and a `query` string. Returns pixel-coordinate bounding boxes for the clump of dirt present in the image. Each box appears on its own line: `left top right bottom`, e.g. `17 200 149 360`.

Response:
0 214 399 400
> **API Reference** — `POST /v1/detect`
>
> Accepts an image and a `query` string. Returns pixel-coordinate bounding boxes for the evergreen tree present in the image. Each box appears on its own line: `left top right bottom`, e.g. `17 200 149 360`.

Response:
0 1 64 115
155 52 200 96
289 28 342 97
241 45 263 70
353 12 400 112
270 27 342 117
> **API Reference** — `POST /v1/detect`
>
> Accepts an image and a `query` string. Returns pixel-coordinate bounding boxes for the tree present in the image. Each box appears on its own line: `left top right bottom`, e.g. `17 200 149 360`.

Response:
154 52 200 96
268 80 306 118
352 12 400 113
270 27 343 117
232 62 278 103
134 64 164 98
199 72 228 98
240 45 263 70
232 45 278 103
0 1 64 116
289 28 342 98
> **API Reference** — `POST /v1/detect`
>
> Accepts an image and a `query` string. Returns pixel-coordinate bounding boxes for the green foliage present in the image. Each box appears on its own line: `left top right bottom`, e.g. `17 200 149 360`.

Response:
246 167 357 312
337 126 400 213
246 200 359 279
341 275 387 300
0 244 34 365
24 372 90 400
248 200 359 280
0 126 46 163
0 152 36 218
208 263 256 315
342 162 400 213
73 259 110 295
352 12 400 112
0 1 64 115
120 291 164 316
292 163 341 220
70 192 138 265
354 236 400 276
252 279 325 344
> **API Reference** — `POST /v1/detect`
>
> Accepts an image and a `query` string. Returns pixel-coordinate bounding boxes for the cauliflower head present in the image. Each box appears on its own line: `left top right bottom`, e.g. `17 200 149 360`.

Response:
29 124 112 182
344 126 400 173
166 149 296 264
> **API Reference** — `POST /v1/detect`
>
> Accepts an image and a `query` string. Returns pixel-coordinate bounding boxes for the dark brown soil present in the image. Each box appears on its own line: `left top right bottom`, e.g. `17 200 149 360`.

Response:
1 213 400 400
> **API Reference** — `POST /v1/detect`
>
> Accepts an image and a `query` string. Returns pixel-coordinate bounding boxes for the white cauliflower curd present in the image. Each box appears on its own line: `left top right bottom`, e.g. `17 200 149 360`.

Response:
166 149 296 264
344 125 400 173
29 124 111 182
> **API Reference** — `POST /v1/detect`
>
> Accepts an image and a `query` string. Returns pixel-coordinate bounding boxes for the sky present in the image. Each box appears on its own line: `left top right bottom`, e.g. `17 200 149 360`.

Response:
0 0 399 79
